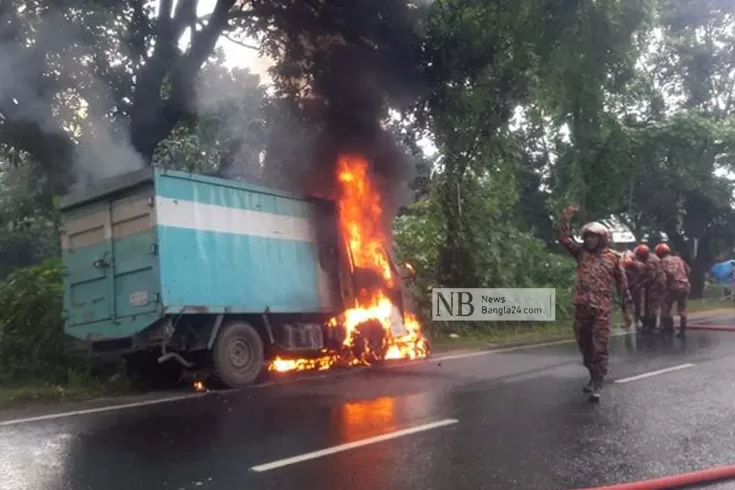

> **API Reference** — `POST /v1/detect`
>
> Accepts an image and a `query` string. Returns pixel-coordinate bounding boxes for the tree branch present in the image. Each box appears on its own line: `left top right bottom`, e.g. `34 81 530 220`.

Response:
130 0 238 161
127 0 150 66
172 0 198 42
221 32 260 49
159 0 174 25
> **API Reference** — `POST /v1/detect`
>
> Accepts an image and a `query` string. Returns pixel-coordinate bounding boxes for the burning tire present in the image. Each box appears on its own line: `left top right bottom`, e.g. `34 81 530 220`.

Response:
211 321 264 388
349 319 389 364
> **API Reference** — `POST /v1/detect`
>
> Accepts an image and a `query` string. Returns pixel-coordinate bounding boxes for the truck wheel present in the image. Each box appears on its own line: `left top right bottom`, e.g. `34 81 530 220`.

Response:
212 321 264 388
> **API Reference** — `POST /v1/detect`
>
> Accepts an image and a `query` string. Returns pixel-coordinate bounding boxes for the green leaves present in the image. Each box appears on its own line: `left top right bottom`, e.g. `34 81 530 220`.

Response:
0 259 68 383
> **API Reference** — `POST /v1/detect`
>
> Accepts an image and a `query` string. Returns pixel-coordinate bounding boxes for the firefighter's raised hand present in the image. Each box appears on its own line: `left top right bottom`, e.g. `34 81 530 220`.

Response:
562 205 579 220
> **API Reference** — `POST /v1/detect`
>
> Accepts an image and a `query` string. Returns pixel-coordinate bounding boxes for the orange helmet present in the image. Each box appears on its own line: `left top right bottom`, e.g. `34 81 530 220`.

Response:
655 243 671 257
634 244 650 259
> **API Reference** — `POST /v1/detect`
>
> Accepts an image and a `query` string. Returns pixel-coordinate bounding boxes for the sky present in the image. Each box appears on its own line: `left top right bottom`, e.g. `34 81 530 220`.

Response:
196 1 273 81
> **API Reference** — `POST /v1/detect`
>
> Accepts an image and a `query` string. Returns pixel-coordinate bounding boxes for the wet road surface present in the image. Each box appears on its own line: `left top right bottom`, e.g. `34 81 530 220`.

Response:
3 316 735 490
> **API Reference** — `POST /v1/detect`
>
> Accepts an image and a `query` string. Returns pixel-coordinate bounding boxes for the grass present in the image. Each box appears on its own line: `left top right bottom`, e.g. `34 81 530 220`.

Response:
431 323 573 352
0 371 135 410
432 297 734 352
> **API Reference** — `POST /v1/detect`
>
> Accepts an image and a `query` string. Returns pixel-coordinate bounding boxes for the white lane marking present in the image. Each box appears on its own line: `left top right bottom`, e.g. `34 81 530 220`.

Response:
430 331 632 362
0 393 210 428
614 363 696 384
250 418 459 472
0 370 355 428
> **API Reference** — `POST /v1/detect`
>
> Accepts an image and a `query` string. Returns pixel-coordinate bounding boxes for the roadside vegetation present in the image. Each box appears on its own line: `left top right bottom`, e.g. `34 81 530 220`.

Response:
0 260 135 407
1 0 735 408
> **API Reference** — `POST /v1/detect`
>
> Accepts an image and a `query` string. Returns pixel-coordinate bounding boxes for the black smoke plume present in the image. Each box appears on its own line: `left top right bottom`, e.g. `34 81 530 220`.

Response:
261 0 427 230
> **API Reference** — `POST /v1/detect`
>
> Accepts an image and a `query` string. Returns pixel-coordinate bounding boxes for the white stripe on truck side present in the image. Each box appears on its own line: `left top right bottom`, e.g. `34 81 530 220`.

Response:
155 196 316 243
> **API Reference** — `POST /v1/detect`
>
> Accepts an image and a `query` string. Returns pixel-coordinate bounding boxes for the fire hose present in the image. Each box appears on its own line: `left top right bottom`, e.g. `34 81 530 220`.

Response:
576 463 735 489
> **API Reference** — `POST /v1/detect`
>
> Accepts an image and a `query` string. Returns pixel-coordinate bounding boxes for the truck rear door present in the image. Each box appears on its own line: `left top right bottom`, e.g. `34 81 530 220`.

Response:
62 200 114 327
62 191 159 331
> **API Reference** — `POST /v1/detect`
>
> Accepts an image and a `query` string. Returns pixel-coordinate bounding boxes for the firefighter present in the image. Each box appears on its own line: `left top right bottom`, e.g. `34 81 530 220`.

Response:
634 243 666 334
655 243 691 338
558 205 633 403
622 254 644 328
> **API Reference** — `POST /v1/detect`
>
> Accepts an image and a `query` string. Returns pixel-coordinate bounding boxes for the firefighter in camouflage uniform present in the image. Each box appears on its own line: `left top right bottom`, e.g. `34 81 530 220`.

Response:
655 243 691 338
634 244 666 334
558 205 633 403
622 251 644 328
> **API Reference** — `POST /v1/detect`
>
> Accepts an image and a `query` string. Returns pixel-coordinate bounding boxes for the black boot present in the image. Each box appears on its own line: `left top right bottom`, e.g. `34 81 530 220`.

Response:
661 316 675 334
582 372 594 393
641 316 654 335
588 375 603 403
677 316 687 338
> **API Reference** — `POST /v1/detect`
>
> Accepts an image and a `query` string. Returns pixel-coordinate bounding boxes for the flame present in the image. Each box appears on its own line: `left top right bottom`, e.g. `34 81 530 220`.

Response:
268 354 337 373
267 154 428 374
334 155 428 363
336 155 393 286
193 380 206 392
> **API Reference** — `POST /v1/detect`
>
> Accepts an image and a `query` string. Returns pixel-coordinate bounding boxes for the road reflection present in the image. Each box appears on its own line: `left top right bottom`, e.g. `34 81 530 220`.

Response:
338 396 399 442
0 427 72 490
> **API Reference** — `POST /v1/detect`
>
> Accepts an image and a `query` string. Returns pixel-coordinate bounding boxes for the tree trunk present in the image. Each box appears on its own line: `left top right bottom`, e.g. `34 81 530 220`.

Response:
690 259 708 299
437 166 477 288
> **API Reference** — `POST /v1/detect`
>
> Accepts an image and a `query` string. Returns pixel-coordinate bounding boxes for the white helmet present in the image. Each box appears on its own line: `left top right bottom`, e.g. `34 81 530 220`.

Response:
581 221 608 237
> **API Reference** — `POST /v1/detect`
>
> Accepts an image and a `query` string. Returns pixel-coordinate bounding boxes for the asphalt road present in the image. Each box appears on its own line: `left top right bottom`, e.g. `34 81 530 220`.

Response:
3 316 735 490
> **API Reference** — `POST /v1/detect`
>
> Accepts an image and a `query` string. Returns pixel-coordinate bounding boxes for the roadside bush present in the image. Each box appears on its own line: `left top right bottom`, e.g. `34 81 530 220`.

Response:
0 259 124 388
0 259 70 383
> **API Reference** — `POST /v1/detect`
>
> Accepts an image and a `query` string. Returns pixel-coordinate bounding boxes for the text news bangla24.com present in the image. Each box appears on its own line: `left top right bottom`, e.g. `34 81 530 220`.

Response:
431 288 556 322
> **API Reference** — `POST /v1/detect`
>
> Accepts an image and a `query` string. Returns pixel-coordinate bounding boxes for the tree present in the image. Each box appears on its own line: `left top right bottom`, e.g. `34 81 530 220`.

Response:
513 107 556 245
0 153 59 277
154 60 268 178
0 0 425 194
536 0 653 222
1 0 258 191
627 113 735 297
419 0 553 287
621 0 735 297
418 0 652 287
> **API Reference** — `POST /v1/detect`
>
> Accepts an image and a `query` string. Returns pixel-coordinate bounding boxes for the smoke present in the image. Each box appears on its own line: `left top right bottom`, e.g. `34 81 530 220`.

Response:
193 64 268 182
0 7 144 191
73 117 146 188
262 0 426 233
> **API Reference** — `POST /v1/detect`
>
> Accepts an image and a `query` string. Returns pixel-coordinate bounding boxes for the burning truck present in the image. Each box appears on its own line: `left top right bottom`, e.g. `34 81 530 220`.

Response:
58 155 428 388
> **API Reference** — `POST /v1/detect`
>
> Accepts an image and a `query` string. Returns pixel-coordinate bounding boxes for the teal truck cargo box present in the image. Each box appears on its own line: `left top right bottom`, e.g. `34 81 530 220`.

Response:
59 168 371 387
